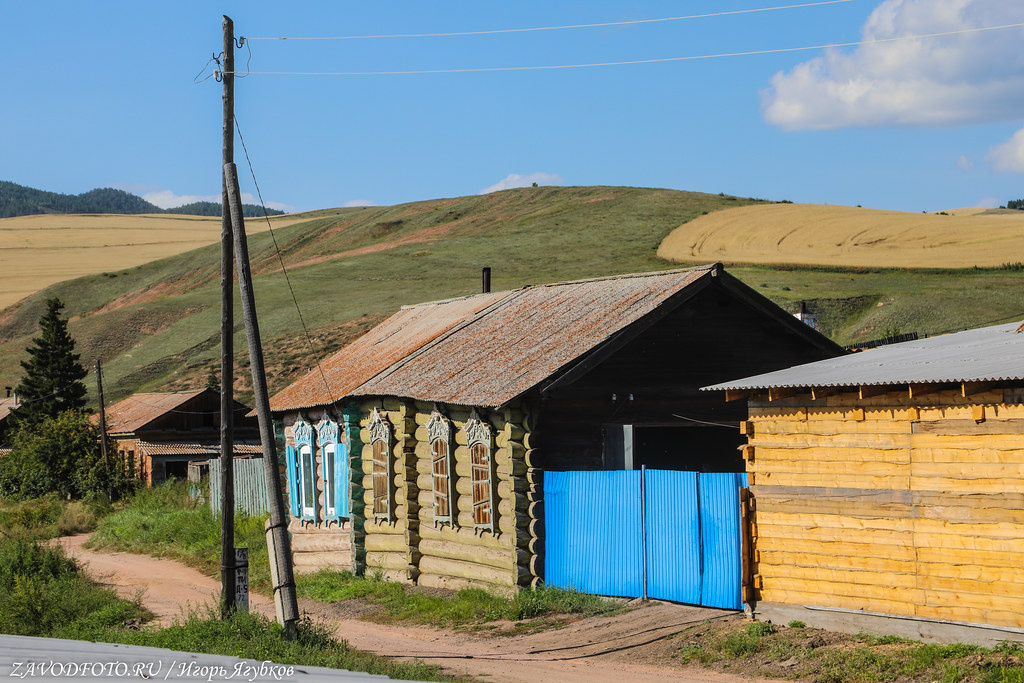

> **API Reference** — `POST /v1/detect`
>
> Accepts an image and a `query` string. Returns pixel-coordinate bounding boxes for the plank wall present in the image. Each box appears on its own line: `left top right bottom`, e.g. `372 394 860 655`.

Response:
747 388 1024 629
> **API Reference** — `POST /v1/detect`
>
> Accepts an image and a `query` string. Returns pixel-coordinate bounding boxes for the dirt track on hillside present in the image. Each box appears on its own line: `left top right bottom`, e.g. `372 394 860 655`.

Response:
59 534 762 682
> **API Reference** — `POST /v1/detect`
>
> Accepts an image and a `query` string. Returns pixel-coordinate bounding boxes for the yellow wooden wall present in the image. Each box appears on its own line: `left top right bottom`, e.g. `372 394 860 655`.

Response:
746 387 1024 629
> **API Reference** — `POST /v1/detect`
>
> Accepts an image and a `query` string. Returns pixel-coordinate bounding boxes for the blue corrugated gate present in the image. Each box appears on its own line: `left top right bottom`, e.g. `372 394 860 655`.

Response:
545 469 747 610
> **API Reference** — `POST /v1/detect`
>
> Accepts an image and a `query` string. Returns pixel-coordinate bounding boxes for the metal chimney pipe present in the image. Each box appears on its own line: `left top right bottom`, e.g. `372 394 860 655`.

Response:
482 267 491 293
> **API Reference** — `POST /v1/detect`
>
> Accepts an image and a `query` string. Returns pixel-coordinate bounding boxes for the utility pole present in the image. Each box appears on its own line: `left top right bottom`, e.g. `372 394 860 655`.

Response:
220 14 236 617
94 360 111 497
224 161 300 639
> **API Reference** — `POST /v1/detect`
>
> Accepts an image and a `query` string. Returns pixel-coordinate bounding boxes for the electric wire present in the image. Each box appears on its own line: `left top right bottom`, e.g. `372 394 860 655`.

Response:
226 22 1024 76
243 0 857 40
232 115 338 408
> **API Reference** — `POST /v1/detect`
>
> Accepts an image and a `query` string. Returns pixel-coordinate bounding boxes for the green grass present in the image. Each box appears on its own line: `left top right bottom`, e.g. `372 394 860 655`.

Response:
678 619 1024 682
0 533 458 682
298 569 619 628
0 496 108 540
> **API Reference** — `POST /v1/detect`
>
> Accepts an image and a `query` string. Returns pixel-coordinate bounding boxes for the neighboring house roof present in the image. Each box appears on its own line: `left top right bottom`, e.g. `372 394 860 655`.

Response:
0 397 16 424
271 264 841 411
134 440 263 456
103 389 207 434
705 321 1024 391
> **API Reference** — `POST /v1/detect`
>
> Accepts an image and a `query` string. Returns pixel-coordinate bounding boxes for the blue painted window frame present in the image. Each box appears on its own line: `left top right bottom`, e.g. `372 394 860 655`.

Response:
293 419 318 522
317 418 349 523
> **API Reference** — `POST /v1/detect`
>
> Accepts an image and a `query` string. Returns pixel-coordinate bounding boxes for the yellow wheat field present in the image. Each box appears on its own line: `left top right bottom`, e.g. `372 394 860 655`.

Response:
657 203 1024 269
0 213 306 310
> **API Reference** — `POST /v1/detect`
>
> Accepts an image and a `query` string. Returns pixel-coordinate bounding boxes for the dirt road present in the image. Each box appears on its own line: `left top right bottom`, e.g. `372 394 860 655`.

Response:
60 534 760 682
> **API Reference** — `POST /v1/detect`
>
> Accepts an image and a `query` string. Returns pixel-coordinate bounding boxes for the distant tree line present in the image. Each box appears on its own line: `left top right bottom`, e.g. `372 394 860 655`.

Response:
0 181 284 219
1005 199 1024 211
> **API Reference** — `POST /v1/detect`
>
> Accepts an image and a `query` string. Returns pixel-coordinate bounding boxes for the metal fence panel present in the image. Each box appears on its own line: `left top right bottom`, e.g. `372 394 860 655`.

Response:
209 458 270 517
544 470 643 598
698 472 747 610
644 469 701 604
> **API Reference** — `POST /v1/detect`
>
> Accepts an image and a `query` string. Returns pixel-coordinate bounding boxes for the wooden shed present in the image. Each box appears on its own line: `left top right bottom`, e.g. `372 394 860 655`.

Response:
268 264 843 591
707 322 1024 645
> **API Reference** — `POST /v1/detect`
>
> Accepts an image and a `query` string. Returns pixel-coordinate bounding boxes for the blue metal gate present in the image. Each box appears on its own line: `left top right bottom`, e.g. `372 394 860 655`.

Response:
545 469 747 610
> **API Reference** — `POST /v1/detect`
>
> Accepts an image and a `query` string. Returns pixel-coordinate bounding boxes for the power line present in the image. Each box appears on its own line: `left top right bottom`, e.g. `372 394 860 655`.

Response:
232 115 339 408
243 0 857 41
225 22 1024 76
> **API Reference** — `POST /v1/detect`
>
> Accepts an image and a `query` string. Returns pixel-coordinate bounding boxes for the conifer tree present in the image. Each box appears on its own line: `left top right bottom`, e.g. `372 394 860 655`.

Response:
10 297 88 425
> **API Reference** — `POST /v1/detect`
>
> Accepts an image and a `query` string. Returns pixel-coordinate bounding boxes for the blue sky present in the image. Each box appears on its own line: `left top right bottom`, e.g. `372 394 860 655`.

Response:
3 0 1023 213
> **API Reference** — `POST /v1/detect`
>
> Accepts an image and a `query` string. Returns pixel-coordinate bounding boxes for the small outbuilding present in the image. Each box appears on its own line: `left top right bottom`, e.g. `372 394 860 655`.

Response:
102 388 261 486
706 322 1024 645
269 264 844 591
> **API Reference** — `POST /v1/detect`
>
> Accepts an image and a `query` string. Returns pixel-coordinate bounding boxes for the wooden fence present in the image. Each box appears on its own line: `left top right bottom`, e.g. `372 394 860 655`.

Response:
209 458 270 517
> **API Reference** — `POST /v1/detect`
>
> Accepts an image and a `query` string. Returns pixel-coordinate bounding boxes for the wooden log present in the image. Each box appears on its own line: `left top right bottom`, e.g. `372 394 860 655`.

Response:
418 538 525 570
914 604 1024 630
529 555 543 578
365 533 408 553
497 478 530 497
290 533 352 553
418 555 527 586
365 550 410 571
417 571 517 597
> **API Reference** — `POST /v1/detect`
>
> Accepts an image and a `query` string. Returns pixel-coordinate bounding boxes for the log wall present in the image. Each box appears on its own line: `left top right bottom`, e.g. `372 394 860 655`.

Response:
355 399 538 591
746 387 1024 631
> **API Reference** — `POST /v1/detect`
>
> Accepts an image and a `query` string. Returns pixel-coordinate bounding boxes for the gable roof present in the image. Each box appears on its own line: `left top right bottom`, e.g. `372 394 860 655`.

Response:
271 264 841 412
705 321 1024 392
104 389 207 434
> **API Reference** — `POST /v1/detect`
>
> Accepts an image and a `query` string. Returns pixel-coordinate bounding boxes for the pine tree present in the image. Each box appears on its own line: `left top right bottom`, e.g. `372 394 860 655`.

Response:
10 297 88 425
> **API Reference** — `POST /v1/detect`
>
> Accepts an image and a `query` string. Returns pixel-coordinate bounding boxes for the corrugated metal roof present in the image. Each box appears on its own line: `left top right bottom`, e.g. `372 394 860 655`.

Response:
270 266 717 411
704 321 1024 391
358 267 713 406
136 440 263 456
104 390 206 434
268 291 508 411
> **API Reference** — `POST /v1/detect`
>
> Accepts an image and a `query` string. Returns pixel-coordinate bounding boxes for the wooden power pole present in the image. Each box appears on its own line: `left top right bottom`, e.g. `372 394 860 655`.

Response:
220 14 236 617
94 360 111 497
224 161 300 638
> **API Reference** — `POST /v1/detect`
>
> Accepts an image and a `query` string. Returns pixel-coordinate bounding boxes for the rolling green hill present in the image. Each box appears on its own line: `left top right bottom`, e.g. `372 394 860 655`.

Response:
0 185 1022 406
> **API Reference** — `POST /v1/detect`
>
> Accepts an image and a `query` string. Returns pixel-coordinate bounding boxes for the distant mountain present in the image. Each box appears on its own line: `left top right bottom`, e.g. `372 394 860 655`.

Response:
0 181 284 219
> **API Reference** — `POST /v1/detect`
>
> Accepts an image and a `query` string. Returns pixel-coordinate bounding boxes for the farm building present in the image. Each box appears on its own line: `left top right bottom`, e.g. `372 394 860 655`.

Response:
706 322 1024 645
268 264 843 592
102 388 261 486
0 395 16 449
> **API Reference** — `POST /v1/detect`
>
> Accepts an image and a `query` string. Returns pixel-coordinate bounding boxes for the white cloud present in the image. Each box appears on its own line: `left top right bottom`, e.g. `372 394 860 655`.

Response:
955 155 974 171
142 190 219 209
761 0 1024 130
344 199 378 207
141 189 293 212
986 126 1024 173
478 172 564 195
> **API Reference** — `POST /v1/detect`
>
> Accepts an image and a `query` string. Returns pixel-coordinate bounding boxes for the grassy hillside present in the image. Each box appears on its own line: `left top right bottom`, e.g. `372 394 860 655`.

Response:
0 186 1022 406
658 203 1024 268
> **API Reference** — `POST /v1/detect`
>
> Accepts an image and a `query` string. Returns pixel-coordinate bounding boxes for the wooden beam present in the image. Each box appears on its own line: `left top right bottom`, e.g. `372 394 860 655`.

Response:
768 386 798 402
908 383 943 399
858 384 888 399
973 404 986 424
725 389 752 403
962 381 997 398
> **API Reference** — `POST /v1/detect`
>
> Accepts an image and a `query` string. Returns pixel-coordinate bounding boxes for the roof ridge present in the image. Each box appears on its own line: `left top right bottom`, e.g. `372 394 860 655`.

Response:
399 264 719 310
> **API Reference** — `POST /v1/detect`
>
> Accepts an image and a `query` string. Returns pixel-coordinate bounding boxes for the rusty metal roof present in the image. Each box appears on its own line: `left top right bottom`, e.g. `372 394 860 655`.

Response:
270 265 719 411
268 291 509 411
104 390 207 434
705 321 1024 391
135 440 263 456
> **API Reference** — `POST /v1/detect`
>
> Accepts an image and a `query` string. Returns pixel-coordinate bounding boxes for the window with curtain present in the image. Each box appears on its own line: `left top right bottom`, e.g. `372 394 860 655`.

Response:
465 412 497 533
427 410 456 526
368 408 394 521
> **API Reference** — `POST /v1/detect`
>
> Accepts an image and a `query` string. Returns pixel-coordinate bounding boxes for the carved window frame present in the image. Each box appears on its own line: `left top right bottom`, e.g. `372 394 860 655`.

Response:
368 408 395 522
465 411 497 533
293 418 318 521
316 416 347 522
427 410 457 527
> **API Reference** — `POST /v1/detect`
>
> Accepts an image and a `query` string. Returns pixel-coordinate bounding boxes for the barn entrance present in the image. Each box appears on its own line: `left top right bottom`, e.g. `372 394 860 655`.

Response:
544 469 747 609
